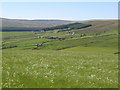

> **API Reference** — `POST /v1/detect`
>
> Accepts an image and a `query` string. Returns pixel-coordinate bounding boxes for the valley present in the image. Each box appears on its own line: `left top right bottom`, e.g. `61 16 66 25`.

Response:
1 19 119 88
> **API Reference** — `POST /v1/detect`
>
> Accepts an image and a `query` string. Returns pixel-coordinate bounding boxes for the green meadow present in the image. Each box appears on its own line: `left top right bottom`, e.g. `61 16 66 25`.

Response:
2 20 119 88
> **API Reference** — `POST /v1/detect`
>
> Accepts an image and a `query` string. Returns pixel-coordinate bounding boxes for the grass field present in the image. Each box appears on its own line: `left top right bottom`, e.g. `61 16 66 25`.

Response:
2 49 118 88
1 32 34 38
2 20 119 88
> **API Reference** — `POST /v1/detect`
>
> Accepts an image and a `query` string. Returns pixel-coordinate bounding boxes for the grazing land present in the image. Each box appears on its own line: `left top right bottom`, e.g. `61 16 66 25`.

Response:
2 20 118 88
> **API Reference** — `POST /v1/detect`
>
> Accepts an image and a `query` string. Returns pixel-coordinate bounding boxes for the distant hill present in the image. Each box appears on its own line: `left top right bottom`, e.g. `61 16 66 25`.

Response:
1 18 74 27
1 18 75 31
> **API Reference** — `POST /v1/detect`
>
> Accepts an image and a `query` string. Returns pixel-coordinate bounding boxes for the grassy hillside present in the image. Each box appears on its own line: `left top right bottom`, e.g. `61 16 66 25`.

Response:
2 20 118 50
3 49 118 88
1 18 75 31
2 20 118 88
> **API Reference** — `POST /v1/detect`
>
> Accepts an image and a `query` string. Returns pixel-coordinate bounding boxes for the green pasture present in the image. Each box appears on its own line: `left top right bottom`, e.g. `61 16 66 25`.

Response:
2 32 34 38
2 49 118 88
2 20 119 88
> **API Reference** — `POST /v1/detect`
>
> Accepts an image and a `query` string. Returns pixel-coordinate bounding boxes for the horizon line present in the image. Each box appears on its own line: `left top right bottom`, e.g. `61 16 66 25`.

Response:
0 17 118 21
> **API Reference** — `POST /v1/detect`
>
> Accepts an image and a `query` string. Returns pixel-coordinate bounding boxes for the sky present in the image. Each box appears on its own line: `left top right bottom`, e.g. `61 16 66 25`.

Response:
1 2 118 21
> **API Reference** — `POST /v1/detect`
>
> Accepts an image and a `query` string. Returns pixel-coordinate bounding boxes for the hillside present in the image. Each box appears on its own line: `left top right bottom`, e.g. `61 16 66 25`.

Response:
1 18 75 31
43 23 92 31
2 20 118 88
1 20 118 50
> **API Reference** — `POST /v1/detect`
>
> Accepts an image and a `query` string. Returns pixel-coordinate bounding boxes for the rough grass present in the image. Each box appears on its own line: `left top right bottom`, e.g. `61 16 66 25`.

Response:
2 20 118 88
2 49 118 88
